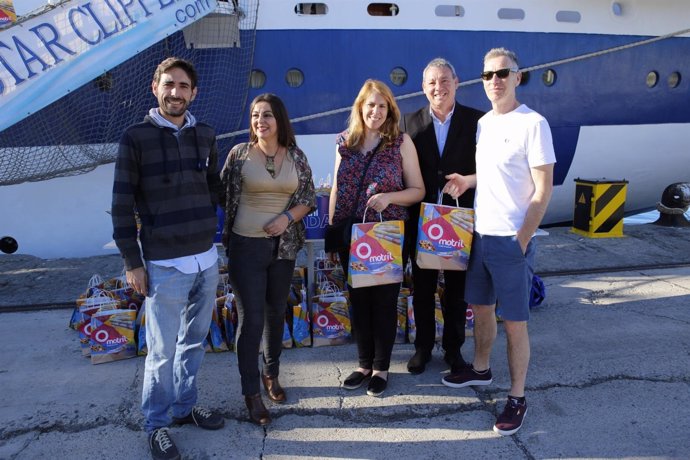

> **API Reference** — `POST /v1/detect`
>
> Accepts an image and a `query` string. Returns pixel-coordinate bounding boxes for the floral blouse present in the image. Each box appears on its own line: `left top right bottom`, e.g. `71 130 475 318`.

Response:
221 142 316 260
332 131 409 224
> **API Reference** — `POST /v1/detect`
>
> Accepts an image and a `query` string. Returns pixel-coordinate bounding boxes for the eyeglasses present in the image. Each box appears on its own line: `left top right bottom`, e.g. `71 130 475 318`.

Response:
480 68 518 81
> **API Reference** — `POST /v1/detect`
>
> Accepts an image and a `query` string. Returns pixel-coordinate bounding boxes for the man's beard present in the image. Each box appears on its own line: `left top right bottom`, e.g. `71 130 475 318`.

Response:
161 98 189 118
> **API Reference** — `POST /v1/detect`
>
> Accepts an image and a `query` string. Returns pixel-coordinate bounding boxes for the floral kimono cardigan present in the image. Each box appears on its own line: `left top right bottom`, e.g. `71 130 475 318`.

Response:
220 142 316 260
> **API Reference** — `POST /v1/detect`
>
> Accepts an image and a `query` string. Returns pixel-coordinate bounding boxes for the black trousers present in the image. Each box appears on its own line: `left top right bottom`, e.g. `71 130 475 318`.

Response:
410 257 467 360
339 250 399 371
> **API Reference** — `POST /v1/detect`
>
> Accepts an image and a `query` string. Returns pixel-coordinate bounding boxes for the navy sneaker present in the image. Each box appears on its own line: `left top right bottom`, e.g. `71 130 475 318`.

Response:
493 397 528 436
172 406 224 430
149 428 180 460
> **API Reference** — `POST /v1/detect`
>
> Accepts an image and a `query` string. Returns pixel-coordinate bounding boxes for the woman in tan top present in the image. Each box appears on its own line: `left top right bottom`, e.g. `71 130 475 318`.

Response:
221 93 316 425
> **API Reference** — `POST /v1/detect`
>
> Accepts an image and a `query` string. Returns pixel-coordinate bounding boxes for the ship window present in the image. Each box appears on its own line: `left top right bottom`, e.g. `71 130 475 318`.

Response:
646 71 658 88
286 68 304 88
390 67 408 86
612 2 623 16
368 3 399 16
556 10 581 23
249 70 266 89
294 3 328 15
497 8 525 20
435 5 465 17
519 70 530 86
542 69 556 87
668 72 681 88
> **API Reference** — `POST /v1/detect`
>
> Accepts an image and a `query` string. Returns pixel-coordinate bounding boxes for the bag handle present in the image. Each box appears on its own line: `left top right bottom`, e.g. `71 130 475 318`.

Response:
437 192 459 207
362 206 383 224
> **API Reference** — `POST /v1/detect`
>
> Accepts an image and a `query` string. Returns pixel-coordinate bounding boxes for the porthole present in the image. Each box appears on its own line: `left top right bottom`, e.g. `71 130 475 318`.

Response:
612 2 623 16
367 3 399 16
249 69 266 89
435 5 465 17
542 69 556 87
519 70 530 86
286 68 304 88
497 8 525 20
556 10 581 23
668 72 681 88
390 67 407 86
646 71 658 88
294 3 327 15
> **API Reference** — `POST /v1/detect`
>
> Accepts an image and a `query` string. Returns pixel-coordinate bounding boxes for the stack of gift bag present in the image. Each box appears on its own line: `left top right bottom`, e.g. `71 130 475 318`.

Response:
69 274 145 364
67 264 315 364
68 251 543 364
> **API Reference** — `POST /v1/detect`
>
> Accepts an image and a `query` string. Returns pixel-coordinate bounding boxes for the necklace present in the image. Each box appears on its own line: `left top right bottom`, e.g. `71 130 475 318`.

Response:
360 131 383 155
259 144 280 178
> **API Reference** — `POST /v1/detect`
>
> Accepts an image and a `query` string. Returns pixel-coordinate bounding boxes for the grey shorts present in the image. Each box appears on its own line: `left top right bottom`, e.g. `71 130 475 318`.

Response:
464 233 535 321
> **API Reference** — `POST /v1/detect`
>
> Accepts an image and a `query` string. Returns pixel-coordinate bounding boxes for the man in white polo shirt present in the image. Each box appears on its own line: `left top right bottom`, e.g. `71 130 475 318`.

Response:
440 47 556 436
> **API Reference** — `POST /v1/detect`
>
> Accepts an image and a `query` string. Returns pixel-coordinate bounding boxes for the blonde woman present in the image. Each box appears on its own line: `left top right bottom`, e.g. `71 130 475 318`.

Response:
327 80 424 397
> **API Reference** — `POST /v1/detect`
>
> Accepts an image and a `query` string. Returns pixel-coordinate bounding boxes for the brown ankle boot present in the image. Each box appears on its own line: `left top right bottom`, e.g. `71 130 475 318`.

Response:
261 374 287 403
244 394 271 426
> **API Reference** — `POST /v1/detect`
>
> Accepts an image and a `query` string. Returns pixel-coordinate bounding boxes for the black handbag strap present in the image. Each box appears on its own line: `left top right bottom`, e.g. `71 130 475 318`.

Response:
351 144 380 217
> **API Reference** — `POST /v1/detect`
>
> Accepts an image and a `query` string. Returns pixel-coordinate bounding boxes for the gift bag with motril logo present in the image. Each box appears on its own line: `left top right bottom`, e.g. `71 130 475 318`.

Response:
348 208 404 288
75 290 120 357
311 285 351 347
89 308 137 364
415 197 474 271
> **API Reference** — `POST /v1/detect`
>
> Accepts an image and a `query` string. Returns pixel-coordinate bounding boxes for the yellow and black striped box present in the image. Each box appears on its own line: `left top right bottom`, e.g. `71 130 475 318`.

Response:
571 178 628 238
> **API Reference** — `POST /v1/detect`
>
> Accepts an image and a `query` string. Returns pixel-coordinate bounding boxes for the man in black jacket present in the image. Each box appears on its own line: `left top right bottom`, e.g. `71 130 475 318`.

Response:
400 57 484 375
112 57 224 460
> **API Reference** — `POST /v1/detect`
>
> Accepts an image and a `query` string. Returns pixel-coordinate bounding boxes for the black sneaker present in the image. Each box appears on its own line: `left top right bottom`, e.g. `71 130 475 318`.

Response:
441 366 492 388
172 406 225 430
366 375 387 397
149 428 180 460
493 397 528 436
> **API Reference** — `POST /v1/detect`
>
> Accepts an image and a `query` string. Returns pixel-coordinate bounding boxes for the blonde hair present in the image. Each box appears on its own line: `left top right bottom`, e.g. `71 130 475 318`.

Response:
345 79 401 150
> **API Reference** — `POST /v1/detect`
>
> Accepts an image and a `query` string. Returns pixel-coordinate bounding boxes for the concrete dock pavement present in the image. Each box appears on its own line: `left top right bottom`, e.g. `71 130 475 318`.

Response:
1 224 690 458
3 224 690 311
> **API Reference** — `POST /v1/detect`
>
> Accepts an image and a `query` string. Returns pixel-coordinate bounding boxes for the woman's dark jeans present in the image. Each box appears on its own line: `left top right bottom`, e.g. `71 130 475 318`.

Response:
228 232 295 395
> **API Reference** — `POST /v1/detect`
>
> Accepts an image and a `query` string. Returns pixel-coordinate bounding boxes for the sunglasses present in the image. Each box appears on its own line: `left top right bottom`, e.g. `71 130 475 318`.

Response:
480 68 518 81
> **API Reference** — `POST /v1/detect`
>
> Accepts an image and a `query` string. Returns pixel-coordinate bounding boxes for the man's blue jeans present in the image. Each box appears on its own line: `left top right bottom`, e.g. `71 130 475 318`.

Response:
141 260 219 433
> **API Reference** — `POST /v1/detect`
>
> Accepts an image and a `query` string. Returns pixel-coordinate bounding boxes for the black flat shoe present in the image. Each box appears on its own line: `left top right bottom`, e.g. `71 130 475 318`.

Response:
366 375 387 397
407 350 431 374
343 371 371 390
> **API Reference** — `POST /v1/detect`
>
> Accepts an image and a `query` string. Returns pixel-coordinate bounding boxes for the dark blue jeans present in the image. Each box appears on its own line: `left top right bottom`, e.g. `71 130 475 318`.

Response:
228 233 295 395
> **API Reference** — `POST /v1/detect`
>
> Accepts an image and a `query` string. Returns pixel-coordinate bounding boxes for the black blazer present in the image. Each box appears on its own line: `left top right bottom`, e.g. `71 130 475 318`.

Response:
400 102 484 243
